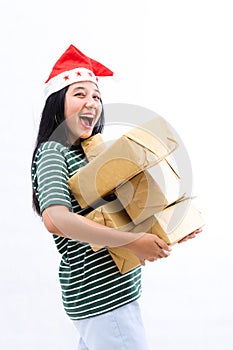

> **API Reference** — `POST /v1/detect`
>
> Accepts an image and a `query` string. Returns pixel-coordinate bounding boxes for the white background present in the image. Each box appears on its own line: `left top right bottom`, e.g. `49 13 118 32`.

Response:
0 0 232 349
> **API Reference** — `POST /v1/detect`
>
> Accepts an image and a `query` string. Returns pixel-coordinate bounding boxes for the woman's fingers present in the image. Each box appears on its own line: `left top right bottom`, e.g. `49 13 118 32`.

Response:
193 228 203 234
178 227 203 243
153 235 172 253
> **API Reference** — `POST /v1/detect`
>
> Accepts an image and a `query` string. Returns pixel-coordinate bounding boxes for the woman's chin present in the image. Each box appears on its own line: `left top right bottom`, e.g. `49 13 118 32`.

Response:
79 130 93 139
68 129 94 144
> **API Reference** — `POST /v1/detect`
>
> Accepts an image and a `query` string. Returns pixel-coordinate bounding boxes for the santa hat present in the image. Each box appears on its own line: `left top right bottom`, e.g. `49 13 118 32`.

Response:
44 44 113 100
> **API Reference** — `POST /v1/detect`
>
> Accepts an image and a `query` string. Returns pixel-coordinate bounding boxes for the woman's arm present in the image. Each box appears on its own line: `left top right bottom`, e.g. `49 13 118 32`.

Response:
42 205 172 262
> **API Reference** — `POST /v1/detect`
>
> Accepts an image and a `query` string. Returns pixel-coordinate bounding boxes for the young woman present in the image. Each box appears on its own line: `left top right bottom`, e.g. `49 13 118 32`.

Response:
31 45 200 350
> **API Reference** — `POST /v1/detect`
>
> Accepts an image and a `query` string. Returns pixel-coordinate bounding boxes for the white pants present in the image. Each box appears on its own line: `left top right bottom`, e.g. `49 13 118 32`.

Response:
73 300 150 350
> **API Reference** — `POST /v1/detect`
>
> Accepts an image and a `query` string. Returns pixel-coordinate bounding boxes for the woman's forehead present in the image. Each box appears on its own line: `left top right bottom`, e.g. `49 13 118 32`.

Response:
68 81 99 92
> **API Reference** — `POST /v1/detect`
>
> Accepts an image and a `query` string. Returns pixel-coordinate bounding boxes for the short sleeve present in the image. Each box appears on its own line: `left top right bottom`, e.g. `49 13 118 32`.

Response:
34 144 72 213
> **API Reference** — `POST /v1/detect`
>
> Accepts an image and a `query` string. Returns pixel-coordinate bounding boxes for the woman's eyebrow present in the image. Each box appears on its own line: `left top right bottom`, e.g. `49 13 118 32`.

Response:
72 86 85 92
72 86 100 94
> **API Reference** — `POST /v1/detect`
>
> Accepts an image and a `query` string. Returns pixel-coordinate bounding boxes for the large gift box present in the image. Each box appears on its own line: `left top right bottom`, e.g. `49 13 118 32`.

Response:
67 117 178 209
86 197 204 274
115 158 182 225
130 197 205 245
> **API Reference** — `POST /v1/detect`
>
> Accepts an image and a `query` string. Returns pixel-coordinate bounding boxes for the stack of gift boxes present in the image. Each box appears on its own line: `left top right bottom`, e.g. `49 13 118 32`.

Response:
68 117 205 274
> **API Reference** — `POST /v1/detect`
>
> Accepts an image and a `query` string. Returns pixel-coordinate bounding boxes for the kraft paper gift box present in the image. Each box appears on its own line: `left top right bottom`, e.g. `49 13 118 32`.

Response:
86 200 141 274
130 197 205 245
108 247 141 275
86 198 204 273
147 157 182 205
115 158 182 225
81 133 106 161
67 116 178 209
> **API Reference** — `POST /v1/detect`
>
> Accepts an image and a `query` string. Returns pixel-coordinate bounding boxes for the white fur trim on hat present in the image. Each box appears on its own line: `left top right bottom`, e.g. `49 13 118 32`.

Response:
44 67 98 100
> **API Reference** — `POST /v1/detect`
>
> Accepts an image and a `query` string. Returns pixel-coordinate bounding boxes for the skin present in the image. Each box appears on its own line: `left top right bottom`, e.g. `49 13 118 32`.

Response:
42 81 202 265
64 81 102 142
178 227 202 243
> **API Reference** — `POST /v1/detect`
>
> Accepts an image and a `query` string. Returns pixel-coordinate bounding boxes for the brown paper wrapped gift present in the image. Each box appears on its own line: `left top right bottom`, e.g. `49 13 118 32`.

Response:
81 133 106 161
87 198 204 273
67 117 178 209
147 157 182 205
130 197 205 245
108 247 141 274
115 158 182 225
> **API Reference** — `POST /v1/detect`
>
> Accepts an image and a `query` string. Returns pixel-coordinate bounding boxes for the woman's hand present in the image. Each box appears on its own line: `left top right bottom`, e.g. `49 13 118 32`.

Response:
178 227 203 243
122 233 172 265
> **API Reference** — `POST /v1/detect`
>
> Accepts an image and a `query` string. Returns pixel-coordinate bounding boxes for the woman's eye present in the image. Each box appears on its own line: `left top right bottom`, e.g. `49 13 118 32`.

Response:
94 95 100 100
75 93 85 97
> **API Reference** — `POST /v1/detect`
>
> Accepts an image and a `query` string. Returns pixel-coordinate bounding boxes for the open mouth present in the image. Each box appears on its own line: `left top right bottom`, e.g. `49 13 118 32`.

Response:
80 115 95 128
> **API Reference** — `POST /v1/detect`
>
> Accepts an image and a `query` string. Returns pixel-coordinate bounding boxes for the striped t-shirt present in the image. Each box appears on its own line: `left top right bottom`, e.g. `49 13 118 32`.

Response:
31 141 142 320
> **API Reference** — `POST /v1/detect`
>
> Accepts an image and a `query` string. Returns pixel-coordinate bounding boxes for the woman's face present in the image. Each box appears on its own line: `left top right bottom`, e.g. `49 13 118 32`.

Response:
64 81 102 143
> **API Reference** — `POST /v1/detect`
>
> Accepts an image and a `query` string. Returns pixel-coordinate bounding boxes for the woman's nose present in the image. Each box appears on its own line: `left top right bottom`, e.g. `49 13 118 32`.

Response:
84 97 96 107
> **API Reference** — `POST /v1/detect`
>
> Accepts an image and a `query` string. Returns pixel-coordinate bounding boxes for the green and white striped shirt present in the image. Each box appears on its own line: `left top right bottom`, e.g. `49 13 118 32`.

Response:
31 141 142 320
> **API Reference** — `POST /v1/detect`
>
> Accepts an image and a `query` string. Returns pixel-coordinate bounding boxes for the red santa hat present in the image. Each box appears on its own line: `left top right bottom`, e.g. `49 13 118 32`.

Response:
44 44 113 100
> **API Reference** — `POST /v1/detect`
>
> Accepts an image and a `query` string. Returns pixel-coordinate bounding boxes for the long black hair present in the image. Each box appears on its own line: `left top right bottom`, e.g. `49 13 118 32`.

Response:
31 85 105 215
